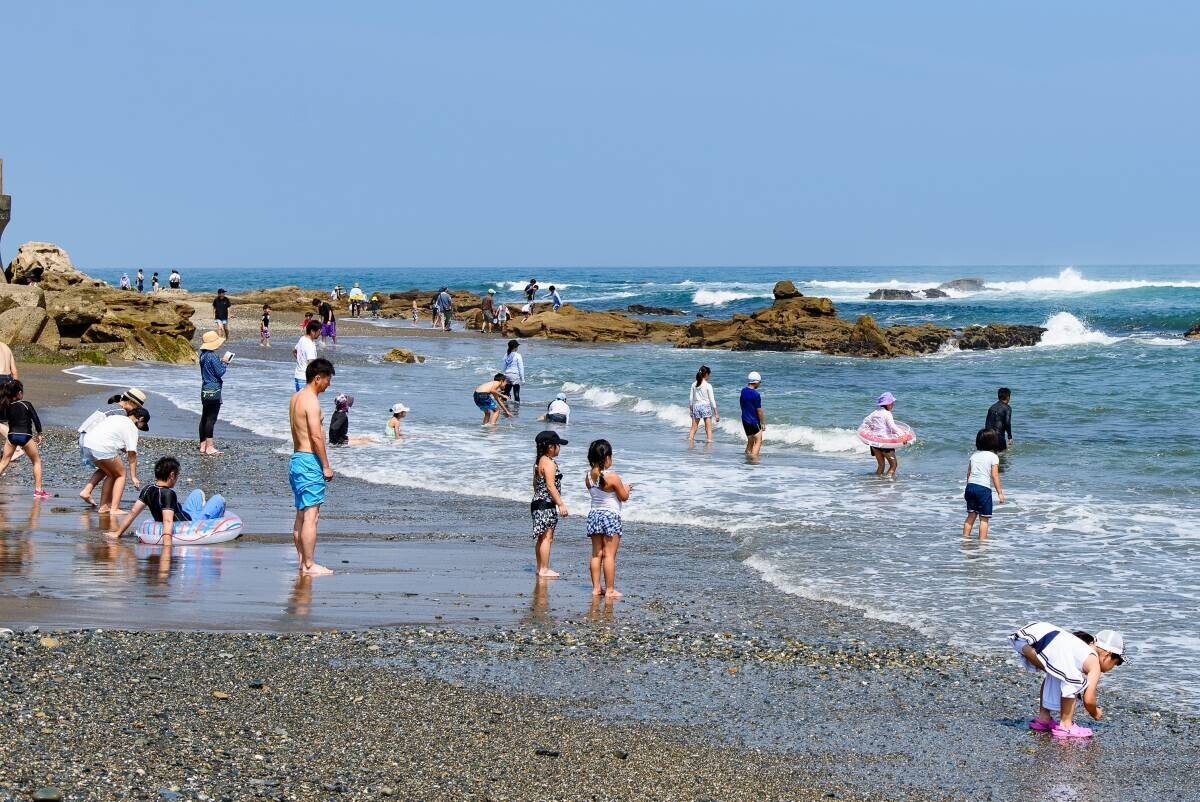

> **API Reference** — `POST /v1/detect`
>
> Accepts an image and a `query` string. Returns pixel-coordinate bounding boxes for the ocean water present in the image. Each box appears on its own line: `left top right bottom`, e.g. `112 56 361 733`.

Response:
74 265 1200 711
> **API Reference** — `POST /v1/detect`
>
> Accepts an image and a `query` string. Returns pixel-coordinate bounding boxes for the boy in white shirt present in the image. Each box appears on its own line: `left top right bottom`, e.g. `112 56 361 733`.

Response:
293 320 321 391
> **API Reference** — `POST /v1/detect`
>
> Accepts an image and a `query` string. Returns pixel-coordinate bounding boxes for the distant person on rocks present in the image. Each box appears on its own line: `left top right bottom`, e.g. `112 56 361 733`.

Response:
547 285 563 312
212 288 232 339
384 402 409 440
259 305 271 347
495 302 510 332
198 331 230 456
502 339 525 403
348 283 365 317
473 374 513 425
480 289 496 333
963 428 1006 539
430 294 442 329
369 292 382 318
531 430 569 578
740 372 765 459
539 392 570 424
0 380 50 498
410 298 419 325
82 405 150 514
288 358 336 576
524 278 539 302
585 438 631 598
135 269 144 292
1009 623 1125 739
0 339 19 385
293 320 321 391
436 287 453 332
151 272 160 292
168 270 181 289
77 388 147 507
687 365 719 444
119 273 131 290
105 456 228 542
986 387 1013 452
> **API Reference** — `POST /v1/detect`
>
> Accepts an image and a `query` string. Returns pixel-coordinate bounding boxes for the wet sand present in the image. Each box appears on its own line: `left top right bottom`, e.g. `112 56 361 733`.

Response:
0 363 1196 801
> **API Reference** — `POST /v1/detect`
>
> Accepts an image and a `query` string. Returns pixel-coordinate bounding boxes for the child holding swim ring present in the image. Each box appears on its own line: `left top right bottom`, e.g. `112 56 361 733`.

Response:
585 439 632 598
531 430 569 578
1009 622 1126 739
963 428 1005 538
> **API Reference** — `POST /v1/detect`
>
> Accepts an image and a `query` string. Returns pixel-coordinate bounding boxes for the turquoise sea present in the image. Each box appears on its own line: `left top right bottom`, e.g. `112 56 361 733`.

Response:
81 264 1200 711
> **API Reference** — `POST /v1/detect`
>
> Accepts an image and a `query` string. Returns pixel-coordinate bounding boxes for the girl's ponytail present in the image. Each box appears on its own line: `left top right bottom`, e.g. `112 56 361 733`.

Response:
695 365 710 388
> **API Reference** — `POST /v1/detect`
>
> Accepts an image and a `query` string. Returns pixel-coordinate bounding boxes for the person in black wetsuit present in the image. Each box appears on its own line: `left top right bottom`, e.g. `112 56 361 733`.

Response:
985 387 1013 452
105 456 227 541
328 394 371 445
0 380 49 497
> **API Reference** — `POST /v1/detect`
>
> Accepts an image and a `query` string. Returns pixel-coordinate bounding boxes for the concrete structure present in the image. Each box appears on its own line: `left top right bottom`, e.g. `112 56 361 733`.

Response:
0 159 11 269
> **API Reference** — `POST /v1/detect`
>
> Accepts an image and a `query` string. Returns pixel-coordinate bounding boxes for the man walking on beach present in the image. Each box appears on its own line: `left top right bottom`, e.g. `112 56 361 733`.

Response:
436 287 453 331
293 320 320 391
741 371 765 459
289 358 335 576
212 288 232 339
986 387 1013 452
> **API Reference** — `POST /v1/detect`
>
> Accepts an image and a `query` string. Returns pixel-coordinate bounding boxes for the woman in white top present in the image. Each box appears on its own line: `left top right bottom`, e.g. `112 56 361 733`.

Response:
502 339 525 403
687 365 719 443
82 406 150 514
584 439 632 598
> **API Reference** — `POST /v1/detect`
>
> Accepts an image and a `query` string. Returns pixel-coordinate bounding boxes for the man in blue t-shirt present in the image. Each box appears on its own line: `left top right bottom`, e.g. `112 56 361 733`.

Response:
740 371 765 458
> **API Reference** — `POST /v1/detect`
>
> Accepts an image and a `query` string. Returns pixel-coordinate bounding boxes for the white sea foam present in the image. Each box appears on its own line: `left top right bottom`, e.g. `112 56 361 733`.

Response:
691 289 762 306
987 267 1200 294
1036 312 1120 347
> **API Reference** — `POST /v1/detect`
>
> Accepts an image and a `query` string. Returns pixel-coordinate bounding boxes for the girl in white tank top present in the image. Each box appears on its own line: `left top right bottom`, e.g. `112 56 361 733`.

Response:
584 439 633 599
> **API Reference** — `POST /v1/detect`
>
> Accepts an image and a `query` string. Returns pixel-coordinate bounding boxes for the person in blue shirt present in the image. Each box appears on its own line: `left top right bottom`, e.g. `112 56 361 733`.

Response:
740 371 765 458
548 285 563 312
198 330 230 456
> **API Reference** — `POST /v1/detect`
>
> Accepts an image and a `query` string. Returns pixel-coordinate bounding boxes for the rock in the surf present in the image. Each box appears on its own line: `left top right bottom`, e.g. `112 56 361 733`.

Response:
1185 320 1200 339
955 323 1046 350
383 347 425 364
937 277 987 292
866 289 918 301
627 304 685 316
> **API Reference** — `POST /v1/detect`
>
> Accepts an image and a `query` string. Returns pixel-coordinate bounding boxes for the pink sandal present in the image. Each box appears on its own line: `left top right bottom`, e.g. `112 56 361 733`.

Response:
1051 723 1094 739
1028 718 1055 732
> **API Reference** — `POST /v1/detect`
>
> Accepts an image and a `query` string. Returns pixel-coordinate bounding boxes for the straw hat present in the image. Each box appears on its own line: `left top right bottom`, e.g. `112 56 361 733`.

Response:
200 331 226 351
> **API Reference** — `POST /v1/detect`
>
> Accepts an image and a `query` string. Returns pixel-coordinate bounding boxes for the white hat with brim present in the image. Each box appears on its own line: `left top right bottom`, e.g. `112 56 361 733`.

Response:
391 403 409 415
1095 630 1126 659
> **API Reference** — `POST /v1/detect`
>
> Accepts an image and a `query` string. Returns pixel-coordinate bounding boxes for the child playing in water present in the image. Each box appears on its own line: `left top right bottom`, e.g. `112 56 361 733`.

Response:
259 305 271 347
1009 622 1126 739
585 439 632 598
862 392 905 477
329 394 372 445
531 430 569 578
473 374 513 425
0 381 49 497
384 402 408 440
105 456 227 542
963 428 1005 538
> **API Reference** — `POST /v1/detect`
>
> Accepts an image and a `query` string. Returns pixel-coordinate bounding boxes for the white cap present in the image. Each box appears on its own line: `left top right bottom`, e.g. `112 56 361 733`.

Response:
747 371 762 384
555 392 566 401
390 403 409 415
1094 630 1125 657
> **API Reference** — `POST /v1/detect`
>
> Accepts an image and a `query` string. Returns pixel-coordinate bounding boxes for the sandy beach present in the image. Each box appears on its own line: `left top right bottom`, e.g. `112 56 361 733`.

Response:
0 357 1196 802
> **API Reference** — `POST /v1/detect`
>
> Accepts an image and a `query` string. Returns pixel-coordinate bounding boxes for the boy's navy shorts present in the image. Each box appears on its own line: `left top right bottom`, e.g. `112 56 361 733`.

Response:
964 482 993 516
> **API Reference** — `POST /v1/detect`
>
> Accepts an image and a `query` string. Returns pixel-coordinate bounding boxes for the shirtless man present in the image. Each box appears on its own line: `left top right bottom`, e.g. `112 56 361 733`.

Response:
288 358 335 575
473 373 513 425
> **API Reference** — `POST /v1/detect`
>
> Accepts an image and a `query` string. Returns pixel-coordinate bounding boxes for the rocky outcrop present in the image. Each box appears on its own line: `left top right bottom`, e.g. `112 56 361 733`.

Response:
955 324 1046 350
923 288 949 299
627 304 685 316
938 278 987 292
506 305 682 344
382 347 425 364
867 289 918 301
772 280 803 300
3 242 197 363
1185 321 1200 339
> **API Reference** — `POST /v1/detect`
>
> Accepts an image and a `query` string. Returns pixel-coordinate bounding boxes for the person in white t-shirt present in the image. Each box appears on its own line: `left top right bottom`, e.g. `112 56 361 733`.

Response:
539 393 571 424
293 320 321 392
82 407 150 514
687 365 719 443
963 428 1006 538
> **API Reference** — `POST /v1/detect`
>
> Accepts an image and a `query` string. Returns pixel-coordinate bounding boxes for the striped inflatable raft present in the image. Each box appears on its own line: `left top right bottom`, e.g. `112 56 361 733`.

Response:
857 421 916 449
135 515 244 545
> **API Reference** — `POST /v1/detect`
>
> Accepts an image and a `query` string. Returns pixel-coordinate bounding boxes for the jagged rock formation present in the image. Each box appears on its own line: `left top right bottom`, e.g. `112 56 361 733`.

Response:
626 304 685 316
1185 321 1200 340
506 304 681 344
4 242 197 363
382 347 425 364
955 324 1047 350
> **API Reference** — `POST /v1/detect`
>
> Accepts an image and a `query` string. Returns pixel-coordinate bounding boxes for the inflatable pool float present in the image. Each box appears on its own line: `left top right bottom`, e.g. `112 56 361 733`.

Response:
857 421 916 449
135 515 243 545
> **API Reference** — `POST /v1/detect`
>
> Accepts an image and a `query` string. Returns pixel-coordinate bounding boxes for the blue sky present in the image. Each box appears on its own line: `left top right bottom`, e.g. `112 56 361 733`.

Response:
3 2 1197 268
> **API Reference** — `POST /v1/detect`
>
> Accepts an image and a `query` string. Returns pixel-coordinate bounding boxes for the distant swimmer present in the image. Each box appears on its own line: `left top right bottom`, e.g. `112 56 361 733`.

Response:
740 371 765 459
539 392 570 424
985 387 1013 452
288 358 336 576
687 365 719 444
963 428 1006 539
1009 623 1126 739
473 374 513 425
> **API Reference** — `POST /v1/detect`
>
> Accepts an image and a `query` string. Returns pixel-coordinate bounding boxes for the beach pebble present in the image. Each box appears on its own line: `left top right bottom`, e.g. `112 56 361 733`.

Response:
534 748 560 757
32 789 63 802
248 679 265 689
212 691 230 700
24 625 40 635
39 637 61 649
0 628 13 640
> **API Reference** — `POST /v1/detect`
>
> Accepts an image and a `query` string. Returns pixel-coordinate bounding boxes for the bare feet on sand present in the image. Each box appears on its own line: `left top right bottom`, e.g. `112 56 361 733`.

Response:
301 563 334 576
98 507 127 515
79 492 96 507
605 588 624 599
536 568 561 578
591 587 603 596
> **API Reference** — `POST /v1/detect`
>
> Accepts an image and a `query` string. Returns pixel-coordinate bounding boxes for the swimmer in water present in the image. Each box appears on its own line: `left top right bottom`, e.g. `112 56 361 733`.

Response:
384 402 409 440
328 393 372 446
